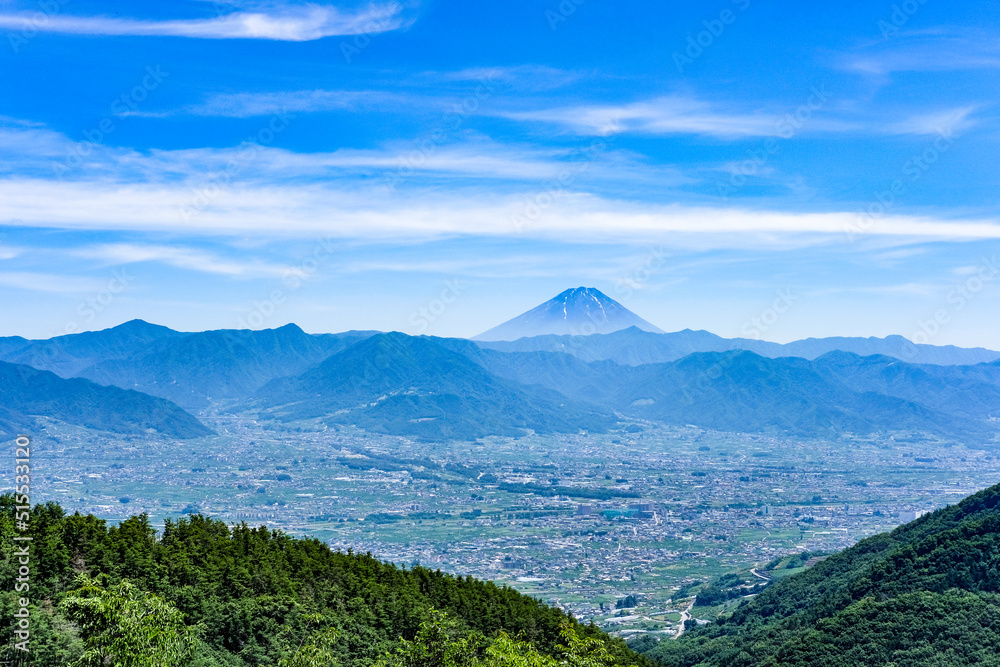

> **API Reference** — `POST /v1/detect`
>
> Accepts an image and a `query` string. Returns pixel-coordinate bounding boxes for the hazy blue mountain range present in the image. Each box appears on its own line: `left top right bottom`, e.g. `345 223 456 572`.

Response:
76 323 375 409
444 342 994 440
0 319 182 377
0 288 997 442
253 332 617 440
474 287 665 341
479 326 1000 367
0 320 376 410
0 360 212 439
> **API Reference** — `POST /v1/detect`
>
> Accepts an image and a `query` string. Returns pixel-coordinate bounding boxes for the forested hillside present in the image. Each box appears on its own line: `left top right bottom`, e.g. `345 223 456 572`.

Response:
647 480 1000 666
0 497 647 666
0 361 212 440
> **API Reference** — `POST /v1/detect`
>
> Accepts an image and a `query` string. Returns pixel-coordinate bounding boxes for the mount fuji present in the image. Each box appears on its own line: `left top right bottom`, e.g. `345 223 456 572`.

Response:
473 287 664 341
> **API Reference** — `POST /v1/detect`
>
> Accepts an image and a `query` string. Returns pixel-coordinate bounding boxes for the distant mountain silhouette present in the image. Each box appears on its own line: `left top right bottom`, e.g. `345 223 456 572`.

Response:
254 332 616 440
76 324 373 409
474 287 664 341
478 326 1000 366
0 319 182 377
455 345 982 439
0 360 212 439
2 320 998 442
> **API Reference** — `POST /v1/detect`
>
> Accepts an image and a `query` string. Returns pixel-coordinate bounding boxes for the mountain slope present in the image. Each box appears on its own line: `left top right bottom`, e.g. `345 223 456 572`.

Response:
478 326 1000 366
649 480 1000 666
255 332 616 440
0 501 649 667
621 351 967 437
77 324 372 409
811 351 1000 422
474 287 664 341
445 343 990 440
0 319 183 377
0 361 213 439
0 320 380 410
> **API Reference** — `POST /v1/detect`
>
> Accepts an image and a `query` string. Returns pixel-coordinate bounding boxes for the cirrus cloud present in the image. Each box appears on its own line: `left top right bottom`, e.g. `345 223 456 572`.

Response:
0 3 409 41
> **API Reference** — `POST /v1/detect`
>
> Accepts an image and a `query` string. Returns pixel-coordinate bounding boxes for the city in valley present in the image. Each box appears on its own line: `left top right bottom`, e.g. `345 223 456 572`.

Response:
30 414 1000 639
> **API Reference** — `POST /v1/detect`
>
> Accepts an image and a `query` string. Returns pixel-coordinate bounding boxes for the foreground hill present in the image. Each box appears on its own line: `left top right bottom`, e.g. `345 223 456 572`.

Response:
647 479 1000 666
0 499 647 666
0 360 212 439
255 332 616 439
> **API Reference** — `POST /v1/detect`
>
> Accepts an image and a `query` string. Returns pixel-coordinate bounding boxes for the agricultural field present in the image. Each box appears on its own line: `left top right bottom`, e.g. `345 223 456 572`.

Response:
23 415 1000 639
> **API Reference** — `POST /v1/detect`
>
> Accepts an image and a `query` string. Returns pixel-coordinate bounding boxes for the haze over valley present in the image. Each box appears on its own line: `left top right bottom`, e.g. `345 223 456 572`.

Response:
5 288 1000 647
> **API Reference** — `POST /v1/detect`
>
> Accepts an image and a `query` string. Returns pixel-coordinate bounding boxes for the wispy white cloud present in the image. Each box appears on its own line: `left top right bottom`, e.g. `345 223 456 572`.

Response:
0 3 409 41
503 95 854 138
503 93 986 141
0 176 998 246
505 96 780 137
0 271 107 293
188 89 410 117
840 35 1000 75
0 121 684 186
72 243 292 278
434 65 581 91
884 106 979 136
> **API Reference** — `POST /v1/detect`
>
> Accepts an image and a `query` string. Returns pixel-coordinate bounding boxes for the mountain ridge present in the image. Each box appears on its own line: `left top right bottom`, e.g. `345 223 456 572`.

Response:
477 325 1000 366
0 360 212 439
254 331 617 440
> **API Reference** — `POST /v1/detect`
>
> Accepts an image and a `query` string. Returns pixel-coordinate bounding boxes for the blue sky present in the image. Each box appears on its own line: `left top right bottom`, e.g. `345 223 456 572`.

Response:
1 0 998 347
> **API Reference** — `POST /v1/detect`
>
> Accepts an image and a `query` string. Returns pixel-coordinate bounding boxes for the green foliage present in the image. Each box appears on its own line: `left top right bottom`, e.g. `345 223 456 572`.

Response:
373 612 635 667
60 574 196 667
278 622 341 667
0 496 647 667
373 610 484 667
